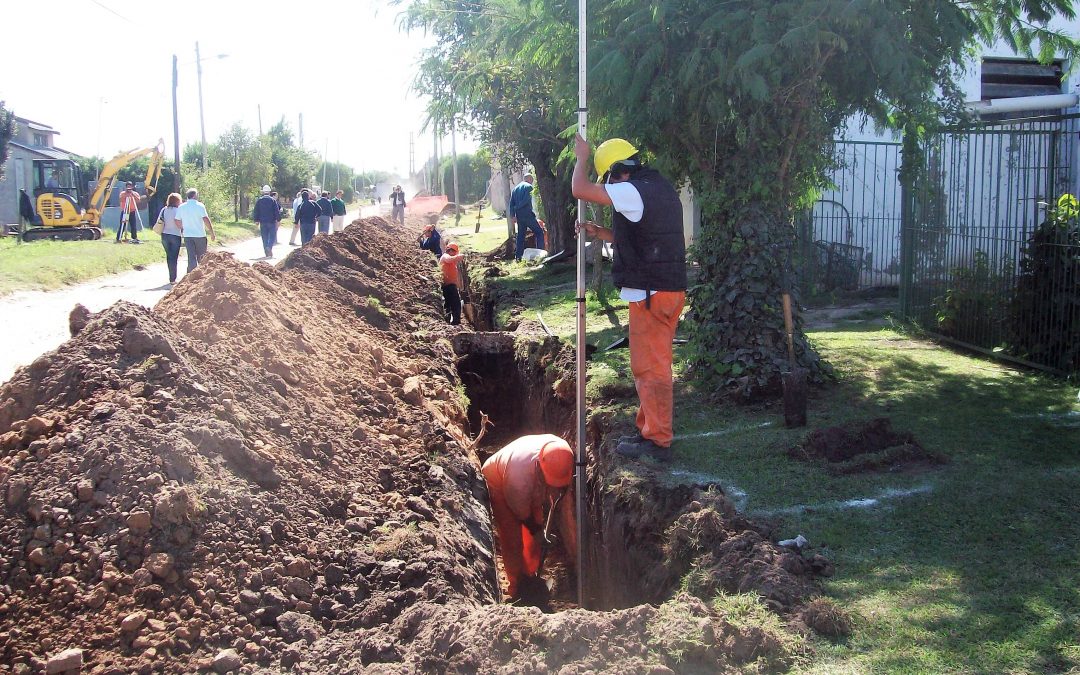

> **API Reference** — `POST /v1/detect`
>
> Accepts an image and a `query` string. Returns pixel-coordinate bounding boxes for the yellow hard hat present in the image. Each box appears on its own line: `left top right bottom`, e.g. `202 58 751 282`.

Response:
593 138 639 181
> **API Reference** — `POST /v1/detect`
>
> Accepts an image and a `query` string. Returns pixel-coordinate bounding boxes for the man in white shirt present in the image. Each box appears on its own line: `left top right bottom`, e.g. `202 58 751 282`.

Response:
572 133 687 462
176 189 217 272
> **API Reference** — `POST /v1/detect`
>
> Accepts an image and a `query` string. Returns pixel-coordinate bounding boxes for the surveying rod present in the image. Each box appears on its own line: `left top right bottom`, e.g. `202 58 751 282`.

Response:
575 0 588 608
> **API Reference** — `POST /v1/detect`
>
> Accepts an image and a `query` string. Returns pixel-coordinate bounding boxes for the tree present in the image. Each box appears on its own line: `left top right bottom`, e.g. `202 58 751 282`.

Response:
439 151 490 203
0 101 15 181
213 123 274 221
587 0 1078 395
265 118 319 199
401 0 581 254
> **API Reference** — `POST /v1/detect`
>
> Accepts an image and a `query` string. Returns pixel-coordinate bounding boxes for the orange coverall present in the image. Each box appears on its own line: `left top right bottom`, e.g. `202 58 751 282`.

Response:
481 434 577 597
629 290 686 448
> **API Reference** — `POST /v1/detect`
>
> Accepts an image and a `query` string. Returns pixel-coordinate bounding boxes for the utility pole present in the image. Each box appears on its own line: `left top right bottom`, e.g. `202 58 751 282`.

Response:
433 128 441 195
196 42 208 171
299 113 304 149
409 132 415 179
172 55 181 193
335 140 340 191
322 138 328 189
432 130 438 195
257 105 263 136
451 117 460 224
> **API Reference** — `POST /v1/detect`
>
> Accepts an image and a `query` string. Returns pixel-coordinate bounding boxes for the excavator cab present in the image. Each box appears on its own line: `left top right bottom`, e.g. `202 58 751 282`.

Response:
32 159 85 227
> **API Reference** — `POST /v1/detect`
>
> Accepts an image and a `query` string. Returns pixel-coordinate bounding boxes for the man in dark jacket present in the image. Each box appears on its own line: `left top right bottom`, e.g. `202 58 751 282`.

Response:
294 190 321 245
418 223 442 258
572 133 686 462
390 185 406 225
253 185 281 258
316 191 333 234
509 174 545 261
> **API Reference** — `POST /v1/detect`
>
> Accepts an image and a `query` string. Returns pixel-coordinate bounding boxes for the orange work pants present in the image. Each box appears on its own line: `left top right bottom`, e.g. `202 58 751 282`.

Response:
487 488 542 598
629 290 685 448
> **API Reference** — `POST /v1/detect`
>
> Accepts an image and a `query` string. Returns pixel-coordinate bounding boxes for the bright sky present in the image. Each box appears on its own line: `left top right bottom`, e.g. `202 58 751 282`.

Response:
3 0 471 178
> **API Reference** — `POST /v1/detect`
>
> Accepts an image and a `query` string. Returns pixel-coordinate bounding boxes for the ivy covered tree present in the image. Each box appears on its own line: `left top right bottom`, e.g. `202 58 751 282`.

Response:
0 101 15 181
588 0 1078 395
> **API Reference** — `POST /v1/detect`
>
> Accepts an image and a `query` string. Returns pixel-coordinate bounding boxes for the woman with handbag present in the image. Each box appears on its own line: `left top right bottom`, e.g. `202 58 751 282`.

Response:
156 193 184 285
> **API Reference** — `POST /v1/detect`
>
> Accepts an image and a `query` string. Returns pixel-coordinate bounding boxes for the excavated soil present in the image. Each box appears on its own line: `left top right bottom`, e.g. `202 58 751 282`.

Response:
788 417 946 474
0 216 834 674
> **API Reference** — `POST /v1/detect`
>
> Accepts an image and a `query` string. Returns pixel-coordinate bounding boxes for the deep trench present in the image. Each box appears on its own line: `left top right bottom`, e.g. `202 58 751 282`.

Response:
452 277 681 612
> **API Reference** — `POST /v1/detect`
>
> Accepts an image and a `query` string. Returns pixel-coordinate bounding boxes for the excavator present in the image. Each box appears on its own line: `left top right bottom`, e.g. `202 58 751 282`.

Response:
24 139 165 242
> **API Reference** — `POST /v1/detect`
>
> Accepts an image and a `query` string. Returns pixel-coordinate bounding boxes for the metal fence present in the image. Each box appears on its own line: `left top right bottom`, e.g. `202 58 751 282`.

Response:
903 113 1080 375
797 140 904 293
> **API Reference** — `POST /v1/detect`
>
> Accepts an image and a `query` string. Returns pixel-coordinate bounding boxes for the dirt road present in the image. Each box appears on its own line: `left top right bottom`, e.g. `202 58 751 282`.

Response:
0 205 378 384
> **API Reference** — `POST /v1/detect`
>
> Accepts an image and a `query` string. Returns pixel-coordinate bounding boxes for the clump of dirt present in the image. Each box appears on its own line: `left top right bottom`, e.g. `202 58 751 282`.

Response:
586 463 828 613
0 220 495 673
788 417 946 474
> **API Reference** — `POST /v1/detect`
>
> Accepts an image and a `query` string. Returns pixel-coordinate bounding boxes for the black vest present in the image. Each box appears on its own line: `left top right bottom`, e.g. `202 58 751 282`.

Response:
610 168 687 292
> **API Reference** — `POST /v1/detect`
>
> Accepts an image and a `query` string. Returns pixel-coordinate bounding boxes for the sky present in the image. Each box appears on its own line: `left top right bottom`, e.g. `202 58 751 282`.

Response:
3 0 473 178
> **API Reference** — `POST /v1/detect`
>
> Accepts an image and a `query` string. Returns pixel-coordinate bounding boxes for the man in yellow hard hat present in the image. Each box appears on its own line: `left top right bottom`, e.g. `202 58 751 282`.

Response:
481 434 577 598
572 133 686 462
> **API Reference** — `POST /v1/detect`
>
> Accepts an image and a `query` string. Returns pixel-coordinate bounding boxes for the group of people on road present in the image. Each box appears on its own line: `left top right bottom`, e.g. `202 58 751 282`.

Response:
154 189 217 285
288 189 348 246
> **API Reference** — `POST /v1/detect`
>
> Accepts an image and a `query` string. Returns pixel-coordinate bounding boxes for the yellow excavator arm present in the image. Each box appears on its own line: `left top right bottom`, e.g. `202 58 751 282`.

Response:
84 139 166 226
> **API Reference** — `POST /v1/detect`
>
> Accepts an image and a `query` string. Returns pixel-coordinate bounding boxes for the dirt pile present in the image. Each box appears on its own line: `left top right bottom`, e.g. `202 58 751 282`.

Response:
788 417 946 474
0 216 833 673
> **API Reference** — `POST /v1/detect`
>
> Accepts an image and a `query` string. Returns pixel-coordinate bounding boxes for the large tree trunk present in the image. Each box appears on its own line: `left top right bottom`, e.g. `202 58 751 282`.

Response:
530 150 575 255
687 202 827 399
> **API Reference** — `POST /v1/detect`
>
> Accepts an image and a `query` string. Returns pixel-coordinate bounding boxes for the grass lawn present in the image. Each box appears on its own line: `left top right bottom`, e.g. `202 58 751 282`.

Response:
443 203 515 253
482 258 1080 674
0 219 260 297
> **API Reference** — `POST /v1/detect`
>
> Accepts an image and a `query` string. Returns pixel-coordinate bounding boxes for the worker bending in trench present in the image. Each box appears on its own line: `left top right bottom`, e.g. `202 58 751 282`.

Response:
481 434 578 599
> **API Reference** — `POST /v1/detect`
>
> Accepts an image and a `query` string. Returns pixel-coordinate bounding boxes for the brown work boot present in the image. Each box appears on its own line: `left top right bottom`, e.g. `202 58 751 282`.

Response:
615 438 672 462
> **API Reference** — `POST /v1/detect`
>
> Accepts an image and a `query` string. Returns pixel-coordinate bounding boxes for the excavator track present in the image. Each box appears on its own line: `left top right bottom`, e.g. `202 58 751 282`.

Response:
21 227 102 242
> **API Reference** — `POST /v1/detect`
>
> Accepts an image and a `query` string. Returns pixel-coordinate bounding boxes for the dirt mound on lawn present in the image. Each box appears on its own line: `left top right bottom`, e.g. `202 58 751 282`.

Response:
788 417 946 474
0 217 830 673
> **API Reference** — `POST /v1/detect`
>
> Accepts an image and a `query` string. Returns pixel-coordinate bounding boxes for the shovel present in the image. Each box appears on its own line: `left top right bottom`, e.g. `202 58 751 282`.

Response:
781 292 808 427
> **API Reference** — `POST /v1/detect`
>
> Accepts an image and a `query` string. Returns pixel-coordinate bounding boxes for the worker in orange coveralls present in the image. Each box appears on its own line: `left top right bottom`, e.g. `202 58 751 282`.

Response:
481 434 578 599
572 133 686 462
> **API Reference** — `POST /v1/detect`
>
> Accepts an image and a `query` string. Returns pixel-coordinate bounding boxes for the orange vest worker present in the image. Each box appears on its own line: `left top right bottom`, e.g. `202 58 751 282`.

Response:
481 434 577 598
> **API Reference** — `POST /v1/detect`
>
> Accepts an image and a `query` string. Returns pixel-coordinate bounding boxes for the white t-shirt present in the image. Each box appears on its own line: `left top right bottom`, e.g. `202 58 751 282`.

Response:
177 199 209 238
603 182 651 302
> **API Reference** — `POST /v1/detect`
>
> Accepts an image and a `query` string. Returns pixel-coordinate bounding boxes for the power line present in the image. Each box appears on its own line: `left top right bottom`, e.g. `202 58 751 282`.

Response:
87 0 136 24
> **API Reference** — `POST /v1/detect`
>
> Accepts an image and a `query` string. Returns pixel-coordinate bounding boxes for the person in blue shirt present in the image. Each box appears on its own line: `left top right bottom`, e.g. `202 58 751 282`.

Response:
315 191 334 235
418 223 442 258
293 190 321 245
253 185 281 258
509 174 545 261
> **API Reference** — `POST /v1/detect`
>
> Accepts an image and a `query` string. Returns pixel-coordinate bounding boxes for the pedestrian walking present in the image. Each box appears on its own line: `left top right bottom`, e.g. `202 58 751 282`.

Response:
293 190 321 245
176 188 217 272
572 133 687 462
289 191 303 246
253 185 280 258
316 191 333 235
155 192 184 284
330 190 347 233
